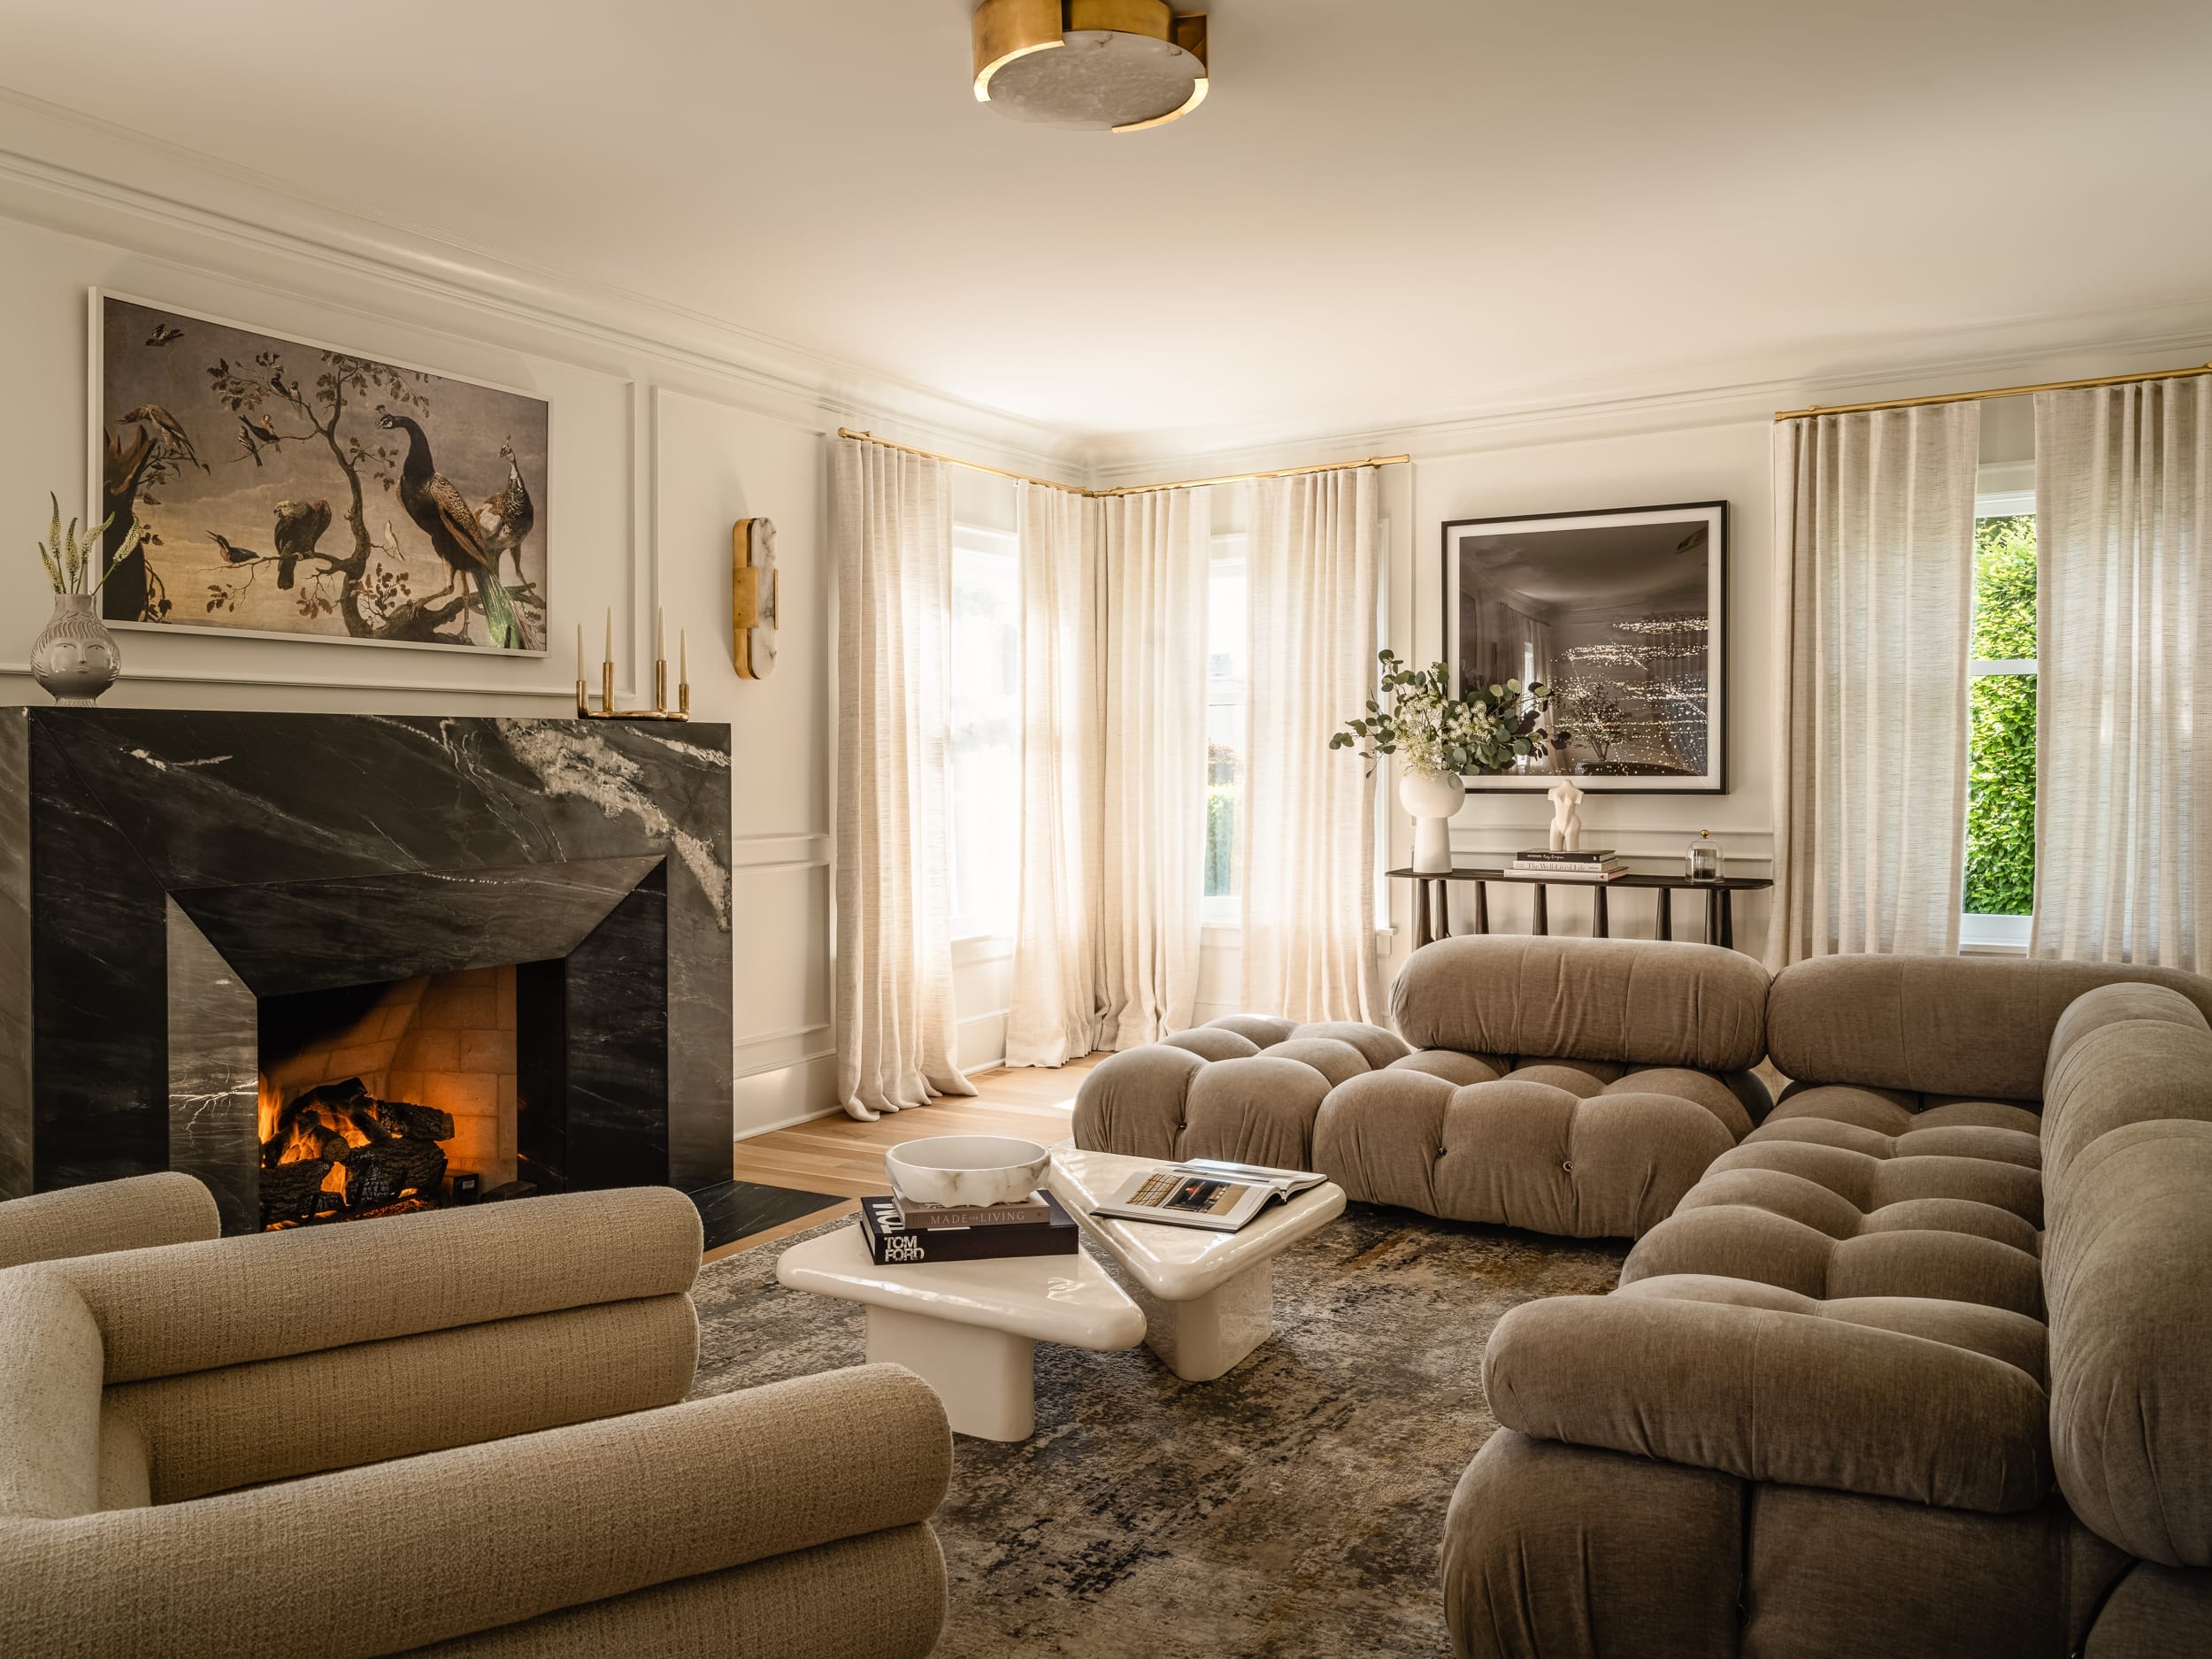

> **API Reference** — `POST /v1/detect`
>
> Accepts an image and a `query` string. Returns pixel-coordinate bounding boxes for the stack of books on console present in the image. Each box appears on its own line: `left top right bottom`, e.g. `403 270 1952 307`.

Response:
858 1188 1079 1265
1509 849 1627 881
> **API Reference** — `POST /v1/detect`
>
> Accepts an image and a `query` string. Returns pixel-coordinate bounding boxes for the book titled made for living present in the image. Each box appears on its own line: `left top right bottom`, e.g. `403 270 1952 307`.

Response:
856 1192 1079 1265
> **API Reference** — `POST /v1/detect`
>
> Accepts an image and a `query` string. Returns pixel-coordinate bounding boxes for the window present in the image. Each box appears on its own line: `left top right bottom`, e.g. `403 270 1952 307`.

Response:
1963 486 2036 951
948 524 1020 939
1204 536 1248 926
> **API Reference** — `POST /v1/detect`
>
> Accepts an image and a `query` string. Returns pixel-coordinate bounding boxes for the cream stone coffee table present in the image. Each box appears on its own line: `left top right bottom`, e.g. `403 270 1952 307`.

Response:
1047 1148 1347 1383
775 1223 1144 1441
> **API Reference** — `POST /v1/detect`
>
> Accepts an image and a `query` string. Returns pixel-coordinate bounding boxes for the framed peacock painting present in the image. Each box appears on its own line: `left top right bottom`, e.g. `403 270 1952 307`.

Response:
88 292 549 654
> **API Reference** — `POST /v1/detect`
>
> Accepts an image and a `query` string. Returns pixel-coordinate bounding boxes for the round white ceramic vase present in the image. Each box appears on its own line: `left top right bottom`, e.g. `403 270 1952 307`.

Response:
30 593 121 706
1400 769 1464 874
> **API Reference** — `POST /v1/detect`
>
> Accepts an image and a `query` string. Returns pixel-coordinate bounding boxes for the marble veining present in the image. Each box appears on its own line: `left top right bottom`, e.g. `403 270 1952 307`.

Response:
3 710 736 1241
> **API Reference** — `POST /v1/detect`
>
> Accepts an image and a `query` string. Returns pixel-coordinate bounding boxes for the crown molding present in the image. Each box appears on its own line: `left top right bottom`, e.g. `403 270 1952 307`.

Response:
0 88 1090 482
1083 301 2212 482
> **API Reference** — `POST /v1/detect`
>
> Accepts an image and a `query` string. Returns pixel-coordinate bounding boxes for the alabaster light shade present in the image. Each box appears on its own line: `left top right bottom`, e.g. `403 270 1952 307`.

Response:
973 0 1209 134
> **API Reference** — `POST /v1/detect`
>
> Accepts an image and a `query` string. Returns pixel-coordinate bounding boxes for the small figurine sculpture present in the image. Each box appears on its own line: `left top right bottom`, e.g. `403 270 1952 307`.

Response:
1546 780 1585 852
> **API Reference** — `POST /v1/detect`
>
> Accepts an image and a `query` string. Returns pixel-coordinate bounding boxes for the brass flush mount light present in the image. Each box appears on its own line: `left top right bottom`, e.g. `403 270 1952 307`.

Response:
972 0 1210 133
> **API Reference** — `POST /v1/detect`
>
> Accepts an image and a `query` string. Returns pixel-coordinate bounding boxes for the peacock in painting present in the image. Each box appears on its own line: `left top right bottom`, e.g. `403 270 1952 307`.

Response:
377 413 529 649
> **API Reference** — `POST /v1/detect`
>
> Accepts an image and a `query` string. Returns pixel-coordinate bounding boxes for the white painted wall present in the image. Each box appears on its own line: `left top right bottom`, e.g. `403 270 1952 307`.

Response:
0 102 1084 1144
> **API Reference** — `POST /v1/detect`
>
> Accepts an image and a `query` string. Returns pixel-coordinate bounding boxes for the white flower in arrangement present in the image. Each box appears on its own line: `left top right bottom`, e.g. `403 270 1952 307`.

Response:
1329 650 1555 778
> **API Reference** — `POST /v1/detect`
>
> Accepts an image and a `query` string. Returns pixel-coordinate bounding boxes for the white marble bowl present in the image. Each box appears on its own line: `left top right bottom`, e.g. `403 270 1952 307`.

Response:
885 1135 1050 1209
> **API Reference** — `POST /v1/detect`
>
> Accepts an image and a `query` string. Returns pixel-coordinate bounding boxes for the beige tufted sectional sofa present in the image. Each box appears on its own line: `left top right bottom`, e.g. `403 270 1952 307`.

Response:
1075 935 1774 1239
1452 954 2212 1659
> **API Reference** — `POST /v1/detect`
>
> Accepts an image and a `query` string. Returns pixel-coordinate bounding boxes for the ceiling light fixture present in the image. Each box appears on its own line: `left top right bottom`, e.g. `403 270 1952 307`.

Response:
972 1 1210 134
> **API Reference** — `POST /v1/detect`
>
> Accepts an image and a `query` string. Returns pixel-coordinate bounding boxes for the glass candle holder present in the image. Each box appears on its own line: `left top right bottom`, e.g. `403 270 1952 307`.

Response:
1686 829 1723 882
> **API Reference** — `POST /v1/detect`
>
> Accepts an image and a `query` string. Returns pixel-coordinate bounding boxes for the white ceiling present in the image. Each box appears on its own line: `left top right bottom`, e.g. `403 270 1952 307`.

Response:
3 1 2208 451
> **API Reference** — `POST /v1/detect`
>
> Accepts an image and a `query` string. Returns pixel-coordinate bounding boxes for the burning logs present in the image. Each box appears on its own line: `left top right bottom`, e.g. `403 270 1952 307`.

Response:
258 1077 454 1228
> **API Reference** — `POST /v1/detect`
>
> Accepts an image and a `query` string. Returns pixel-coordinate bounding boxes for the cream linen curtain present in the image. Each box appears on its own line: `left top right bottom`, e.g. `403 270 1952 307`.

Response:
1769 404 1979 965
1095 487 1211 1048
1002 482 1106 1066
2032 376 2210 971
1240 466 1384 1023
832 437 976 1119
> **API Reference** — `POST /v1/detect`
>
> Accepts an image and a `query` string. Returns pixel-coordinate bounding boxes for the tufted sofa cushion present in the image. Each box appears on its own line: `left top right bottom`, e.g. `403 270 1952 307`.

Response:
1483 1280 2055 1512
1392 935 1770 1074
1314 1068 1738 1238
2039 997 2212 1571
1075 940 1773 1240
1766 955 2212 1102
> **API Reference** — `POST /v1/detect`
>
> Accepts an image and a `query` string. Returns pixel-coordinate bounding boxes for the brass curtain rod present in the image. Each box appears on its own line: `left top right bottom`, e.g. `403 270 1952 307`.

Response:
1774 360 2212 423
836 428 1410 496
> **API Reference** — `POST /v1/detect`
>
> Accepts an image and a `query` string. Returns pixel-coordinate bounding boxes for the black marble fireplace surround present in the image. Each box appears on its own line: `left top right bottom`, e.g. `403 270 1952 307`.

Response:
0 709 764 1246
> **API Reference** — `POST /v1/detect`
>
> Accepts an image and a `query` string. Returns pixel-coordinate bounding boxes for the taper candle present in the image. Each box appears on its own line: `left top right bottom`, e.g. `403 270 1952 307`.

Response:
679 628 687 684
603 609 613 669
657 607 665 661
575 624 584 682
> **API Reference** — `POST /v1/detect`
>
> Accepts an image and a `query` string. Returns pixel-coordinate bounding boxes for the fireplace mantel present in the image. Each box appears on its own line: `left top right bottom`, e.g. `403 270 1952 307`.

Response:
0 709 743 1242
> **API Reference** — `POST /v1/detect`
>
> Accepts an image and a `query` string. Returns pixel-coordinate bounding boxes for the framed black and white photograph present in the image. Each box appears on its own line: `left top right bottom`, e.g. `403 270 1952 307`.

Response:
1442 501 1726 793
89 291 548 655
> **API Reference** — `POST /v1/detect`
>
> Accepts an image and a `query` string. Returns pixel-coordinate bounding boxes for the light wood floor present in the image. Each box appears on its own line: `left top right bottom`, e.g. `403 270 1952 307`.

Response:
708 1053 1102 1260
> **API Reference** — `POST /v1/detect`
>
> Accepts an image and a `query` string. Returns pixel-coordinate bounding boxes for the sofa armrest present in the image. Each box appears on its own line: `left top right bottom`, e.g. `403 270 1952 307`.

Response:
1483 1294 2052 1513
0 1173 219 1270
50 1187 701 1383
0 1363 950 1659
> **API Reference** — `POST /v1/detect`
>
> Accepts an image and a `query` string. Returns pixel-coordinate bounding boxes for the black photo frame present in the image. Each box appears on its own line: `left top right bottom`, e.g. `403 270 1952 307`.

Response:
1441 501 1727 794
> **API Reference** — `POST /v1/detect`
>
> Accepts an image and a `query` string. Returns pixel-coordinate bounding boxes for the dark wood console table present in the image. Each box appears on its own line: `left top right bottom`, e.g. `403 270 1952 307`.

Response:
1387 866 1774 953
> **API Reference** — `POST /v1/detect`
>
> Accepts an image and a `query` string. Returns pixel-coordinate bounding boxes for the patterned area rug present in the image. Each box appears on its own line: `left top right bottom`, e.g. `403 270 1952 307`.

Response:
689 1204 1624 1659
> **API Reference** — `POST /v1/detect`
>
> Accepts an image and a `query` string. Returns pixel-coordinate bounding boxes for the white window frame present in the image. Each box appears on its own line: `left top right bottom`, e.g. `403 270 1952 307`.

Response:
948 522 1021 944
1962 465 2035 954
1203 533 1249 927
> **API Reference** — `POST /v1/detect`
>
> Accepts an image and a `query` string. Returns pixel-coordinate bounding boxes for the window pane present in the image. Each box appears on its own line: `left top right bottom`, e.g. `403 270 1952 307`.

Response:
1205 551 1247 905
1206 699 1240 900
1972 515 2036 659
949 536 1019 935
1208 560 1247 682
1966 670 2037 916
1964 513 2036 918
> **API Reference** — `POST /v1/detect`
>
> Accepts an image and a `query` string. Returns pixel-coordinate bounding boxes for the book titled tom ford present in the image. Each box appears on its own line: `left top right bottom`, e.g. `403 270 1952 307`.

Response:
857 1192 1079 1265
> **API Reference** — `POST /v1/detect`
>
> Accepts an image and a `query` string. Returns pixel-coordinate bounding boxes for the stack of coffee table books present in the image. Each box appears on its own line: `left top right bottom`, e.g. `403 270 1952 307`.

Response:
858 1188 1079 1265
1509 848 1626 880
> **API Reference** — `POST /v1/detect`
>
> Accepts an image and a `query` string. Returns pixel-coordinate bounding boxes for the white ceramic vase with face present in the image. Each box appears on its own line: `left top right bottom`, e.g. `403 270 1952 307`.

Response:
30 593 121 705
1399 769 1464 874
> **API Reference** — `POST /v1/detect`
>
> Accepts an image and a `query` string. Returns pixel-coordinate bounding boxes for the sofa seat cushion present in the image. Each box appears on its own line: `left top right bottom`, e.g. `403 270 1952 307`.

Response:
1709 1136 2043 1227
1750 1114 2045 1173
1616 1273 2048 1384
1766 1083 2043 1140
1484 1289 2055 1512
1316 1072 1738 1238
1624 1201 2046 1318
1074 1013 1750 1239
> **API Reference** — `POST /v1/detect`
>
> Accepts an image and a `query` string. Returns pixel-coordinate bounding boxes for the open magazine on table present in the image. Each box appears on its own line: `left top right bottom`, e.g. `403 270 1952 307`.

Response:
1088 1157 1330 1233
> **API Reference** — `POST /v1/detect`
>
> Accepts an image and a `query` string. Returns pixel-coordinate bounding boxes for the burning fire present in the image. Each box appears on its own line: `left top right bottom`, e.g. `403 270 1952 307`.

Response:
260 1075 372 1199
257 1076 453 1228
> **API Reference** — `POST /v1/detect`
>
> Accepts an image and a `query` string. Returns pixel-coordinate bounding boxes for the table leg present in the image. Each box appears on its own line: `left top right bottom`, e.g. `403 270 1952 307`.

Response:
1473 880 1489 935
1532 883 1549 935
1719 890 1735 950
1655 887 1672 941
1412 878 1433 949
1126 1260 1275 1383
1705 887 1721 944
1594 884 1609 939
866 1304 1035 1440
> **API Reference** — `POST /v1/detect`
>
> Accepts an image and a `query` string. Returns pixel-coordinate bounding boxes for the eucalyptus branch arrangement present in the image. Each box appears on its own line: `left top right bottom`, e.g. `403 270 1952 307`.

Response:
36 494 145 596
1330 649 1556 777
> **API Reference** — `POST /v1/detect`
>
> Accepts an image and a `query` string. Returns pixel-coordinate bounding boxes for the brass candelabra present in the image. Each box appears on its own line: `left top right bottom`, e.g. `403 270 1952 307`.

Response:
576 608 689 721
